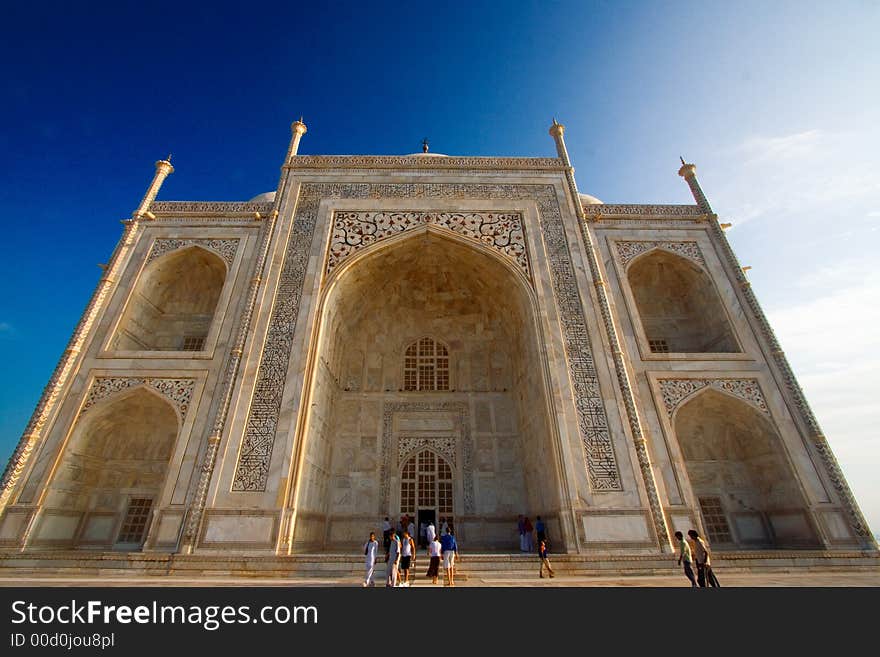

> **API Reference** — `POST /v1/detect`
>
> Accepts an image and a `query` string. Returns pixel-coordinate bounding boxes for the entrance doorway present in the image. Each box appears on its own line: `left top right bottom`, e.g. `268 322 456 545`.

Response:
401 449 454 546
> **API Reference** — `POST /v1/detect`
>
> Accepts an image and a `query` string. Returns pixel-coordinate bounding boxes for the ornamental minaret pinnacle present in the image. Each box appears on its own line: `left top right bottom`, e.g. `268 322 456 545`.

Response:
133 156 174 219
548 118 571 165
287 117 308 161
677 156 714 214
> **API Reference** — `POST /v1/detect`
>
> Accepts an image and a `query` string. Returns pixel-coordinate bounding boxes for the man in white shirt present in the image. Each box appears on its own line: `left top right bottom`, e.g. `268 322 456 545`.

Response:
386 530 401 587
363 532 379 587
426 521 436 546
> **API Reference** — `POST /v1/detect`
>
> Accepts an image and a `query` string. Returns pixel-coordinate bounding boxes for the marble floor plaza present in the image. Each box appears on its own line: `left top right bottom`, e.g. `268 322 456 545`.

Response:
1 119 876 576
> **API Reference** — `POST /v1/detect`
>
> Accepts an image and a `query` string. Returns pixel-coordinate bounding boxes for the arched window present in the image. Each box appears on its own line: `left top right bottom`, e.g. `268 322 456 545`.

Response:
400 449 454 526
403 337 449 391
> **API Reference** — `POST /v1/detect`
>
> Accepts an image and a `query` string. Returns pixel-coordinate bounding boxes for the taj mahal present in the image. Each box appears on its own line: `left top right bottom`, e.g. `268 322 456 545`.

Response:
0 118 875 576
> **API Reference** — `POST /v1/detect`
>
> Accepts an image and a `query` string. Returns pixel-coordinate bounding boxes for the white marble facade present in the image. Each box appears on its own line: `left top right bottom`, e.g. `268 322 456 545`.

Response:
0 123 874 559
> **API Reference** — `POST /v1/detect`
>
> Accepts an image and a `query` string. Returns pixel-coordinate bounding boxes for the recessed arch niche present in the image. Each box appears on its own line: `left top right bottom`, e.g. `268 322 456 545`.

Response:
293 227 560 551
114 246 226 351
628 250 738 353
674 388 818 548
41 387 179 549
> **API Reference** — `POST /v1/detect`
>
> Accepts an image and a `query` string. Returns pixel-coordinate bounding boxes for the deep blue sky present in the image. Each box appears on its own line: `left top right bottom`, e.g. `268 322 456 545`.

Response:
2 1 878 532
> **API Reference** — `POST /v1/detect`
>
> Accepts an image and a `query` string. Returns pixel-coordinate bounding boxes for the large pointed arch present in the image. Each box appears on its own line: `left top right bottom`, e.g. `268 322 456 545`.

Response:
288 226 562 552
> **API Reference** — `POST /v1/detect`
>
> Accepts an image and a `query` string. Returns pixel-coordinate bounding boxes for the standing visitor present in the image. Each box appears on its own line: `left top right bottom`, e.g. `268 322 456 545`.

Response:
674 531 697 587
517 515 526 552
440 527 459 587
426 520 436 546
426 533 442 584
400 530 416 586
535 515 546 546
382 517 392 554
522 516 534 552
688 530 720 587
386 529 401 587
363 531 379 587
419 521 427 548
538 539 555 578
407 519 416 548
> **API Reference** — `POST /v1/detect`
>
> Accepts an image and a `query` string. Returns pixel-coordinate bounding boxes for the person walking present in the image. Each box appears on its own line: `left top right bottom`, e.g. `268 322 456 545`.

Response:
426 520 436 546
440 527 459 587
400 530 416 586
688 530 721 587
517 515 526 552
538 539 555 579
426 533 442 584
419 521 427 548
363 531 379 587
386 529 401 587
674 531 697 587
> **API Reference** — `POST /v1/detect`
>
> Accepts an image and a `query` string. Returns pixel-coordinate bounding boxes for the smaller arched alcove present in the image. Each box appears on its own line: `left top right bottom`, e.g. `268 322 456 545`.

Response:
113 246 226 351
43 387 179 549
628 250 738 353
675 389 818 548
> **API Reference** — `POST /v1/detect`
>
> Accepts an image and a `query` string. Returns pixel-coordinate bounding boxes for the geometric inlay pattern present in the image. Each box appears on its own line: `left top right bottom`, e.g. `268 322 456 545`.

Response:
658 378 769 417
615 241 705 269
232 182 620 492
146 238 240 269
327 211 530 279
79 377 195 420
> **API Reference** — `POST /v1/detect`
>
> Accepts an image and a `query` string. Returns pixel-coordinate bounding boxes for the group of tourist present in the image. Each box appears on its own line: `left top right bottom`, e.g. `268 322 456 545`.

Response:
363 517 459 587
516 515 548 552
675 530 721 587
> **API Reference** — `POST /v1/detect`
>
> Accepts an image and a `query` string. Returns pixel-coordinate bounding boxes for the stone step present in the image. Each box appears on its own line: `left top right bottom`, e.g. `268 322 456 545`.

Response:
2 550 877 579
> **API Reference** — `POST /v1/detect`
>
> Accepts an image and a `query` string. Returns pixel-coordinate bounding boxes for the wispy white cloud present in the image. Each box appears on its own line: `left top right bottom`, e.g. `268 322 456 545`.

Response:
710 128 880 229
766 258 880 533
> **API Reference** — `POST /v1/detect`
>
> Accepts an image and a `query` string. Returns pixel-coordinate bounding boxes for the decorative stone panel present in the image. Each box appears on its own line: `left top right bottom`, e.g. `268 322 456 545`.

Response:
615 241 706 269
80 377 195 420
658 378 769 418
146 238 240 269
382 402 473 513
398 436 457 467
232 182 621 492
328 211 530 279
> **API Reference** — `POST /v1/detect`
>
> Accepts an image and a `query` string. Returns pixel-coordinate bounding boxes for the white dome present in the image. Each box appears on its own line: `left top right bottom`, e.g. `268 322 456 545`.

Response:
579 193 604 205
249 191 276 203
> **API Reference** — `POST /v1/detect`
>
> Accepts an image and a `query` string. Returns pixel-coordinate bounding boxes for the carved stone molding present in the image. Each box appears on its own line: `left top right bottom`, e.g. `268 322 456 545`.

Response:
583 204 703 218
398 436 457 467
658 378 769 418
289 155 564 170
382 402 472 513
232 182 621 493
150 201 273 216
147 238 240 268
615 241 705 269
328 211 530 279
80 377 195 420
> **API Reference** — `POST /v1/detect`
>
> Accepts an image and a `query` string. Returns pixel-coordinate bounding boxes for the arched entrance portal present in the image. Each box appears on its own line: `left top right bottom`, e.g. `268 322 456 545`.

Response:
292 227 561 552
675 389 818 548
400 449 454 539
